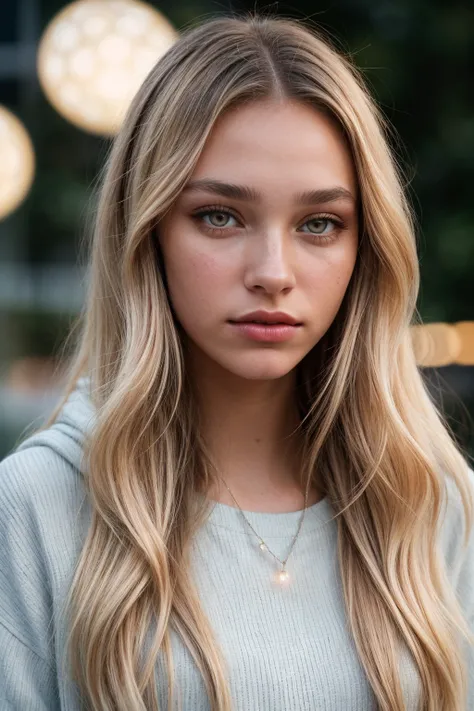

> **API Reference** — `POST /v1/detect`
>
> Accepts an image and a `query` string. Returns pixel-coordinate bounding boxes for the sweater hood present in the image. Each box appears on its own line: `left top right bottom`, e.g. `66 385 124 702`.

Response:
16 376 96 476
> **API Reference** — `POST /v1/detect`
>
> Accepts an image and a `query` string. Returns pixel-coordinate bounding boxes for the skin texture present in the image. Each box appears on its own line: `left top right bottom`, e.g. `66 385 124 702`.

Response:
157 98 359 512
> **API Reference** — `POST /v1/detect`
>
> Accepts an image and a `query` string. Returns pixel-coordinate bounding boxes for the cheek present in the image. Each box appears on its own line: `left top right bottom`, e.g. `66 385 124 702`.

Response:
305 248 357 307
166 248 227 318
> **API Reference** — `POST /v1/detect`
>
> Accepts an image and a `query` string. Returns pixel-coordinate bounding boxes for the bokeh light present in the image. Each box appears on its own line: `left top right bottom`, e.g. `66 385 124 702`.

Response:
0 105 35 221
37 0 178 136
410 322 474 367
454 322 474 365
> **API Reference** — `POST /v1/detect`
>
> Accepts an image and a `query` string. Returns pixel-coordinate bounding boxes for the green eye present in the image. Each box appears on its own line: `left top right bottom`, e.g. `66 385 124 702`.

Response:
192 206 345 244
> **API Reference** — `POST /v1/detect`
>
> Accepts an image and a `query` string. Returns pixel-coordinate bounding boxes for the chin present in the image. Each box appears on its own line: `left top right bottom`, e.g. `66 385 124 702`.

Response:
217 354 300 381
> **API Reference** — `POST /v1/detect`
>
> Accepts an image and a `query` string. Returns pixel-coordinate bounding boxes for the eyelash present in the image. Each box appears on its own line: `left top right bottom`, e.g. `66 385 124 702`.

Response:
191 205 345 244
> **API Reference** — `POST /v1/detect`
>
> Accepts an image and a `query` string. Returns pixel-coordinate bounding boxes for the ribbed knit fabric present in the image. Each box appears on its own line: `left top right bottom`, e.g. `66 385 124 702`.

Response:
0 376 473 710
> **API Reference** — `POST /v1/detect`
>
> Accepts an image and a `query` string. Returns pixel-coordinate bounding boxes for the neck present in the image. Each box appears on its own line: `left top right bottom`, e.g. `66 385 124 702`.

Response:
187 347 310 504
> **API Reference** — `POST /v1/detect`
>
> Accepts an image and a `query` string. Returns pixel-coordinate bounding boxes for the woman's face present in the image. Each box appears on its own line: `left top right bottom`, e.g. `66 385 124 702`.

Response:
157 98 359 381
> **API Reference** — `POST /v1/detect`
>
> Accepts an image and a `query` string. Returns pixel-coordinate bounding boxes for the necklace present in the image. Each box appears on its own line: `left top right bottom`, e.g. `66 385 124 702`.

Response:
215 474 309 586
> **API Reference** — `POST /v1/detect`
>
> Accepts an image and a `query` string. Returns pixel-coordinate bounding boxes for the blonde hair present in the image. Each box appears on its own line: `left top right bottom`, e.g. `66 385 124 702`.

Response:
34 12 473 711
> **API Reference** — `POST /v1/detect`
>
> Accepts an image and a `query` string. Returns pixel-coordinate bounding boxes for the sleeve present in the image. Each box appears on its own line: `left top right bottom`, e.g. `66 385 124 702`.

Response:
0 628 58 710
0 450 61 710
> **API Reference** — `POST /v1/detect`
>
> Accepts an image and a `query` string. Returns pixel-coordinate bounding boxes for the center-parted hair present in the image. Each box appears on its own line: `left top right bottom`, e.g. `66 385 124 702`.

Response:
38 12 473 711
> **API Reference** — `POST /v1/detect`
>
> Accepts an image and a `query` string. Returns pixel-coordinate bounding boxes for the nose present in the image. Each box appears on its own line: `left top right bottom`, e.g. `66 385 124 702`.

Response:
243 230 296 294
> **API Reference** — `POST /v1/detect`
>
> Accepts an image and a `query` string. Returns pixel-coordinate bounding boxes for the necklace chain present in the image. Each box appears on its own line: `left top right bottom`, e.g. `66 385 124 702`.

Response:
215 473 309 585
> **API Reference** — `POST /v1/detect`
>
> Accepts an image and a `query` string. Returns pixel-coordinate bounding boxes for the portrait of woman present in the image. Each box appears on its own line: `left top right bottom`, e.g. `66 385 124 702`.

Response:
0 13 473 711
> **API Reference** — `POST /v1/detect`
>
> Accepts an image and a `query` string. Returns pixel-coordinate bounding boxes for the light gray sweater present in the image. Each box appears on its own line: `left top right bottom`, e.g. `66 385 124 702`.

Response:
0 376 473 710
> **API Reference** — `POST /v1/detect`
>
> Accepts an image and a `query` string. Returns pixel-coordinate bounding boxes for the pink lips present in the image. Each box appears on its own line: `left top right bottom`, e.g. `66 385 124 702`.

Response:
233 310 300 326
228 321 301 342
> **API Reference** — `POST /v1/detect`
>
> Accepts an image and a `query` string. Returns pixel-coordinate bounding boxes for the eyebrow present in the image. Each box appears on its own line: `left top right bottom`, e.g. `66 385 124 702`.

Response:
182 179 356 205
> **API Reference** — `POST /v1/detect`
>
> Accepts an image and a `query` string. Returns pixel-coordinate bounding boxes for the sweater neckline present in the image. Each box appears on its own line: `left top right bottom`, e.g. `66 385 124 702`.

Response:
200 493 335 537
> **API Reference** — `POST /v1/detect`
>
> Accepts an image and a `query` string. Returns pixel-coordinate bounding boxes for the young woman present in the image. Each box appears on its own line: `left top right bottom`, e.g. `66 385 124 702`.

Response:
0 13 473 711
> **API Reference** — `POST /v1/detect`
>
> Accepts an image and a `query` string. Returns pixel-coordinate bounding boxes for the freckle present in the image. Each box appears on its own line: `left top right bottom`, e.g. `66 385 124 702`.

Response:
195 254 219 274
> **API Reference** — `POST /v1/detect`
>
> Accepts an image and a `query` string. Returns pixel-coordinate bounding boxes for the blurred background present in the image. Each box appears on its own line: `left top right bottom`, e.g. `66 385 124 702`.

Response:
0 0 473 459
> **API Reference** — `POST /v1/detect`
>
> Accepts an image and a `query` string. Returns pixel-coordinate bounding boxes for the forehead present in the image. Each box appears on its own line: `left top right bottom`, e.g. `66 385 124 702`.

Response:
188 99 357 199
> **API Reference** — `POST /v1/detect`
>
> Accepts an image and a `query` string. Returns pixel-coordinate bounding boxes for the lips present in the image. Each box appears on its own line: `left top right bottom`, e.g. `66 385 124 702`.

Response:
231 320 292 325
230 310 301 326
228 320 300 342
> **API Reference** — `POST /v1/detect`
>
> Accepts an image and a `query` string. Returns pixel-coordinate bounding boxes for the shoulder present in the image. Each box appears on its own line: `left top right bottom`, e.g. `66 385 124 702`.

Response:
439 465 474 555
0 443 83 519
438 464 474 621
0 443 91 662
0 440 90 568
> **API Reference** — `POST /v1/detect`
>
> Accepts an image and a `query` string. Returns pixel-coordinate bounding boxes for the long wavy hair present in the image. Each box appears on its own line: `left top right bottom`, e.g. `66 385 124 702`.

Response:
33 12 473 711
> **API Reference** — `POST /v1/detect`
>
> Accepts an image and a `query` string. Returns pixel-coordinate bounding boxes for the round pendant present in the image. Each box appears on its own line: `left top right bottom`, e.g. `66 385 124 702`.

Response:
259 542 267 551
275 569 290 584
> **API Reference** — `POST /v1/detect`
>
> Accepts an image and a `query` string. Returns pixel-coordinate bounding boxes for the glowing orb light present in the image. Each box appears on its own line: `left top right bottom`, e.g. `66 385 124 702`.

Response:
0 105 35 220
411 322 464 367
37 0 178 136
453 322 474 365
410 324 432 366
